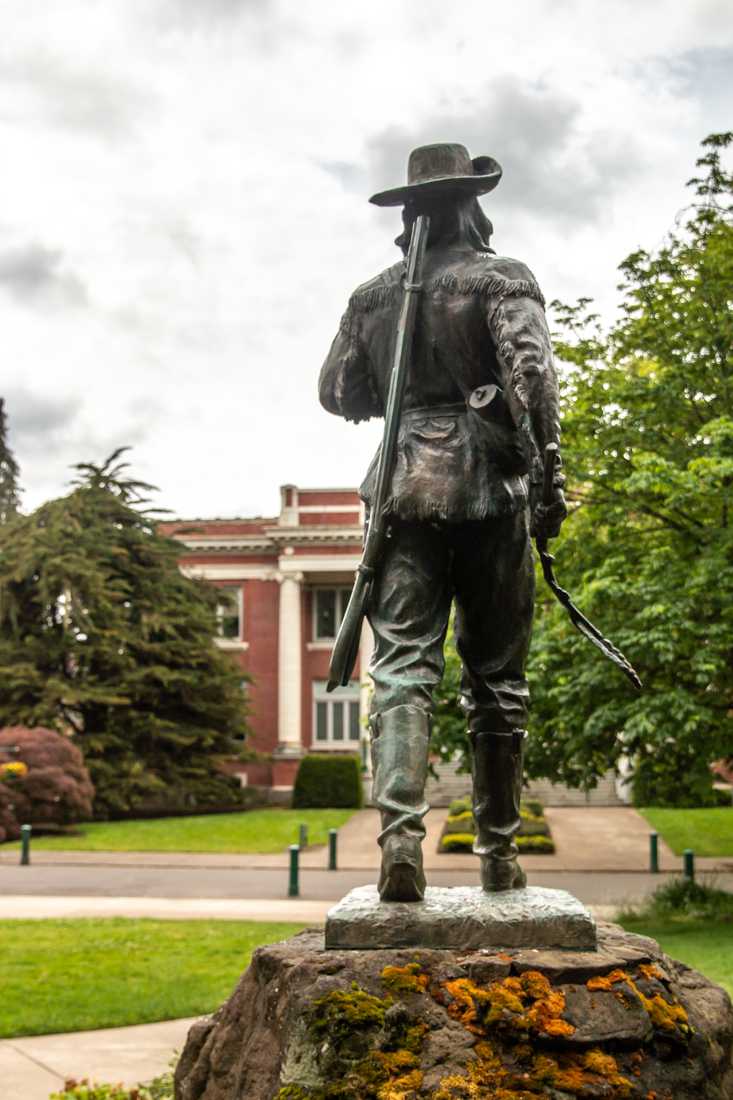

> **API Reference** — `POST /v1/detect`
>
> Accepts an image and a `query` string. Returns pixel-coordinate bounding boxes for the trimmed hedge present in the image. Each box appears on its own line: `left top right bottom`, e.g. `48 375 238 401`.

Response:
292 754 363 809
441 832 475 853
448 796 472 817
437 796 554 854
517 834 555 853
448 796 546 820
439 832 556 854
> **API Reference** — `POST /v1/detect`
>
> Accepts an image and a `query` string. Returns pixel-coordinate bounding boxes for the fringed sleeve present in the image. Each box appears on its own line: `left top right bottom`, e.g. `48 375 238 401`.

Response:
318 299 382 424
483 260 561 482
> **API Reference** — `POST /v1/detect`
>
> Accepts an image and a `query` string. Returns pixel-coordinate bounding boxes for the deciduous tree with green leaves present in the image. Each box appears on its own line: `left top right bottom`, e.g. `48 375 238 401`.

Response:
0 450 250 817
431 134 732 806
526 132 733 805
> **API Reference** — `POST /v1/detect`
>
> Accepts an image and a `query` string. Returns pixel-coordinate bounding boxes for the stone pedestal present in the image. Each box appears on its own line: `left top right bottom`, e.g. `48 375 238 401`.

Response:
326 885 596 951
175 922 733 1100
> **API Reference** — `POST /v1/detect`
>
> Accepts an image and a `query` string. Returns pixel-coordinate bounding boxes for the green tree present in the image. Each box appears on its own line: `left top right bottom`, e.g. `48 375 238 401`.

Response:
0 450 250 816
429 134 733 805
0 398 22 523
525 132 733 805
430 620 467 773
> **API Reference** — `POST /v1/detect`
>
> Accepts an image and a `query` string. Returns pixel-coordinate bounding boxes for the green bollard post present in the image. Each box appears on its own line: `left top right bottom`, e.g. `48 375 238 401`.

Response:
298 823 308 849
328 828 337 871
20 824 31 866
649 832 659 874
288 844 300 897
683 849 695 881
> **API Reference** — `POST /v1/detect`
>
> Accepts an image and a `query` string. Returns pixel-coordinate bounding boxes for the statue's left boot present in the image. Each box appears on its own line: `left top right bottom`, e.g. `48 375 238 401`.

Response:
470 729 527 892
371 704 430 902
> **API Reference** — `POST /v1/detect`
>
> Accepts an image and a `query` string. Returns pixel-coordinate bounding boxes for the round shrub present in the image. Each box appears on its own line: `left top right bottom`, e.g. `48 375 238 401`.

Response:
0 726 95 826
292 754 363 809
0 781 20 842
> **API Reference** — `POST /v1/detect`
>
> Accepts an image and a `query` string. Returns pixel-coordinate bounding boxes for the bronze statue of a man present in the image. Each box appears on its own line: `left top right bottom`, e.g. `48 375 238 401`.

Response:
319 143 567 902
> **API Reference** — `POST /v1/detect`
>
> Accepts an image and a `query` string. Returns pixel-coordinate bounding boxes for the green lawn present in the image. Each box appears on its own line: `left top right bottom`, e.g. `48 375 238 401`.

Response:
3 914 730 1041
639 807 733 857
4 808 355 853
619 918 733 996
0 919 305 1038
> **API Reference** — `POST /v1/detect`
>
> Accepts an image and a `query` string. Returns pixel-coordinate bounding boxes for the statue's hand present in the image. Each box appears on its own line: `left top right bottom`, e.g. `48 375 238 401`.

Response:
530 486 567 542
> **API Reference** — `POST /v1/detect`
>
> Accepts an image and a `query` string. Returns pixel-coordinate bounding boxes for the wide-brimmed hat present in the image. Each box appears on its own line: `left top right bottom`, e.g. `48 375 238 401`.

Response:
369 142 502 208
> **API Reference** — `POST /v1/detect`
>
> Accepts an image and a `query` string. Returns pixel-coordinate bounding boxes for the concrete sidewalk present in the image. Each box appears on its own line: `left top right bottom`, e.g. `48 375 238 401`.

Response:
5 900 637 1100
0 895 333 921
1 807 729 873
1 1016 194 1100
4 865 729 915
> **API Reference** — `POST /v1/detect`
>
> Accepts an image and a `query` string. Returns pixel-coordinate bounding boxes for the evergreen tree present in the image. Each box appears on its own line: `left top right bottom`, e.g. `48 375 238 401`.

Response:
0 399 22 523
0 449 250 816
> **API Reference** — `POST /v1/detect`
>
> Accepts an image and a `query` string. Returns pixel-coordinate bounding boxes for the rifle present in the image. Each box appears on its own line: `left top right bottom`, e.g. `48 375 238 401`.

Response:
327 213 430 691
537 443 642 690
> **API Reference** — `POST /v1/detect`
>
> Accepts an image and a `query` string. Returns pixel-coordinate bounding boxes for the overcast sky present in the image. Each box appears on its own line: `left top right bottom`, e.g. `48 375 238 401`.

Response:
2 0 732 518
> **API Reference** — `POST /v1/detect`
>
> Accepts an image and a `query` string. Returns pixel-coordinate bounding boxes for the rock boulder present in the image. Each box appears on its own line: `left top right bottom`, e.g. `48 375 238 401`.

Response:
175 921 733 1100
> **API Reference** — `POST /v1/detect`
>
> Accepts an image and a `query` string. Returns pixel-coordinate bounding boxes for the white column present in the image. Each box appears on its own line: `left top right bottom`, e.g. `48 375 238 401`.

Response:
277 571 304 754
359 619 375 777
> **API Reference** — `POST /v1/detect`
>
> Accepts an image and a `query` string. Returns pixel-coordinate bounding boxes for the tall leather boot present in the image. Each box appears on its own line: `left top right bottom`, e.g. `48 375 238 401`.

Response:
470 729 527 892
371 704 430 902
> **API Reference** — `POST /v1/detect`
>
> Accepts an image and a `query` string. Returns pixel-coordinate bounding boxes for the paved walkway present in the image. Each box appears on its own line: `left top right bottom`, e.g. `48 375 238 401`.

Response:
3 866 731 916
1 1016 194 1100
1 807 728 873
3 805 730 1100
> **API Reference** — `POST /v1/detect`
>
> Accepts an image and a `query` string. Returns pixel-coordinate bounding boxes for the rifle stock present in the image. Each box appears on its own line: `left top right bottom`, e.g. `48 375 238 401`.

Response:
327 214 430 691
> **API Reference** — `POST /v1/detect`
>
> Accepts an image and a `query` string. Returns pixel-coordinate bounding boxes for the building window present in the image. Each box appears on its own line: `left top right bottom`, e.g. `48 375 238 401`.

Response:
313 587 351 641
313 681 361 748
216 587 243 640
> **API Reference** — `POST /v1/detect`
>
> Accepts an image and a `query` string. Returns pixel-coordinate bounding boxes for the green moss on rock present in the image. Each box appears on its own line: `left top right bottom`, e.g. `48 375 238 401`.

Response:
309 984 388 1045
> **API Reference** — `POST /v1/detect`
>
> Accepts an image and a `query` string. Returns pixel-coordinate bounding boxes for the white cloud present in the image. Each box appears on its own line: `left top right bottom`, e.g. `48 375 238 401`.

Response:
0 242 87 306
0 0 731 517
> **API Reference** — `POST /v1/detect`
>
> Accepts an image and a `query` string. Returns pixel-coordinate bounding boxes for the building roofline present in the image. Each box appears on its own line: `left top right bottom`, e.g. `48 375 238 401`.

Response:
161 515 277 525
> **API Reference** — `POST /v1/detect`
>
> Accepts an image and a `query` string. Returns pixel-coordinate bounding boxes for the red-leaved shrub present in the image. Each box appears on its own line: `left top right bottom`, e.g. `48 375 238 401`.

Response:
0 726 95 829
0 781 19 843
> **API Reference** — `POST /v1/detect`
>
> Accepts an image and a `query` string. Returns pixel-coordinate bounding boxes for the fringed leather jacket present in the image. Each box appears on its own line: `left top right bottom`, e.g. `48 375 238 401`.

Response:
318 248 561 524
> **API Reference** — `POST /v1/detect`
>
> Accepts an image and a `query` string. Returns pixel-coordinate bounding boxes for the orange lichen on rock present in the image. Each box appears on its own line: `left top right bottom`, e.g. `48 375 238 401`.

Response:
588 965 692 1041
373 1064 423 1100
638 991 690 1034
587 968 629 992
380 962 429 995
519 971 576 1039
443 970 575 1043
582 1049 634 1097
443 977 495 1034
585 965 691 1042
433 1043 641 1099
432 1040 536 1100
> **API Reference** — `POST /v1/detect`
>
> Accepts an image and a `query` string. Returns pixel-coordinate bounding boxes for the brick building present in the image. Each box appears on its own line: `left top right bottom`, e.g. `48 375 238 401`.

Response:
162 486 628 807
160 486 370 796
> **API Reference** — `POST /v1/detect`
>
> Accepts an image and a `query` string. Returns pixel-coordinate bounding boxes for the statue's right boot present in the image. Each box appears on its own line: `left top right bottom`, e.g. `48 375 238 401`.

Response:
470 729 527 892
371 704 430 902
